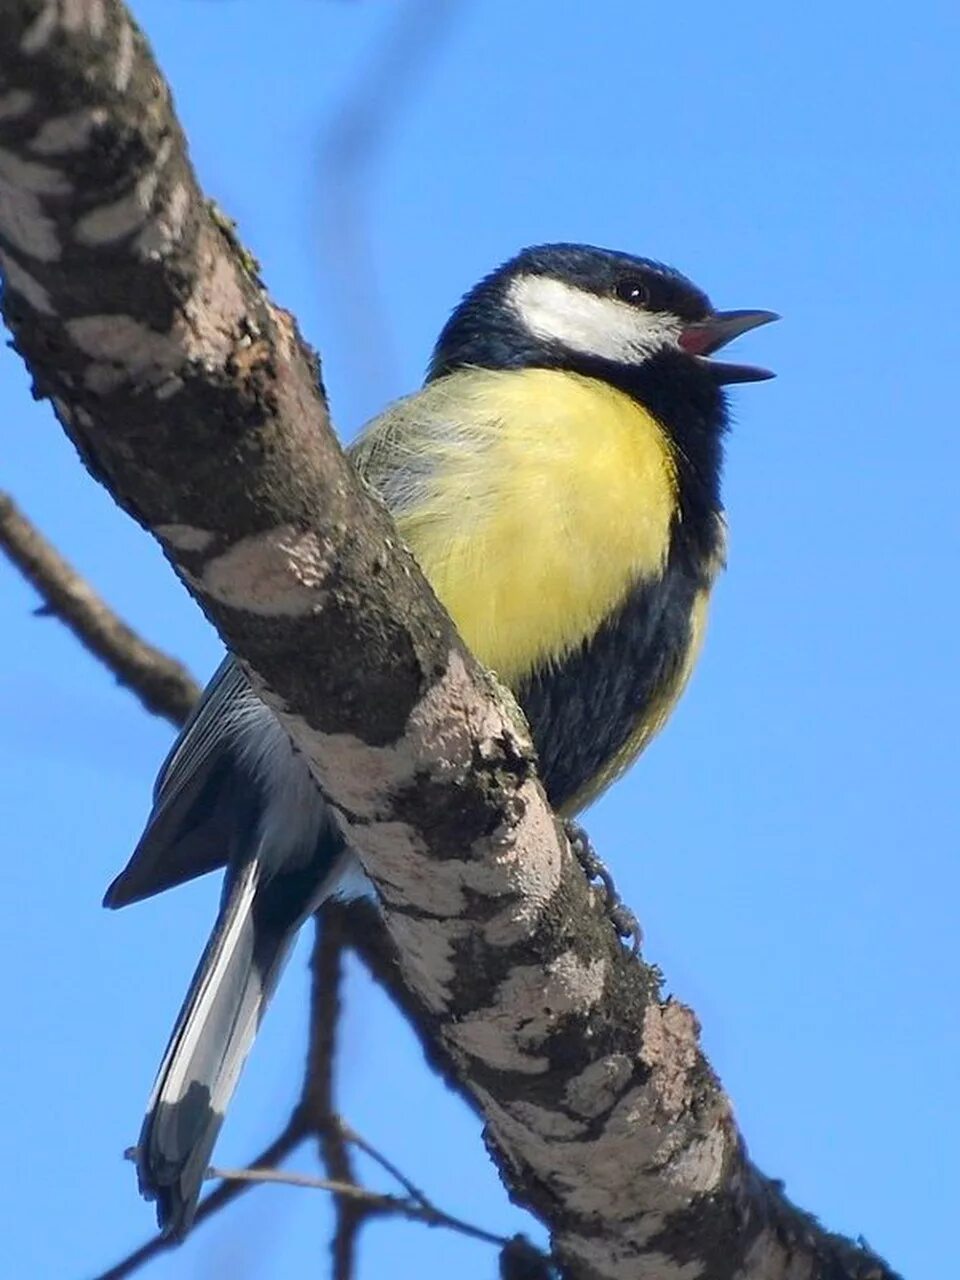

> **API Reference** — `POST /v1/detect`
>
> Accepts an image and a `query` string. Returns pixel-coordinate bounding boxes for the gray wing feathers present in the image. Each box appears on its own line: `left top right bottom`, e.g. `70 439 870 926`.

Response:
104 657 265 908
150 656 248 804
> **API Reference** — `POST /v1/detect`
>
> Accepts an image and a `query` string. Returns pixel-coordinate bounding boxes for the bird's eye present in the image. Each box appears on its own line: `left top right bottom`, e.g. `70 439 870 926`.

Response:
614 276 650 306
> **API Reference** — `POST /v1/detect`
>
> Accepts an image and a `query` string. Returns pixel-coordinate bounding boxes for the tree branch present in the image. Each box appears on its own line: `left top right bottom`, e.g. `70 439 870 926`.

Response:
0 5 901 1278
305 907 376 1280
0 489 199 724
206 1163 520 1251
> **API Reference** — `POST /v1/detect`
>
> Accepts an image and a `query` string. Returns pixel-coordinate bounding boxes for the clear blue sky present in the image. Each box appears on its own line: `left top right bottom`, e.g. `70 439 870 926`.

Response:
1 2 956 1276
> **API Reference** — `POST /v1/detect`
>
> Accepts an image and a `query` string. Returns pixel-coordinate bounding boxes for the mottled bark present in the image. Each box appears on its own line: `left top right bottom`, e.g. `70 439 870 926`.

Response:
0 5 900 1278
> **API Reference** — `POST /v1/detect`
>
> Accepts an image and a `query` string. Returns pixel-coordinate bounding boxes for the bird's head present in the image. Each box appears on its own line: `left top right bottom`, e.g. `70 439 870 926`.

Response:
428 243 778 388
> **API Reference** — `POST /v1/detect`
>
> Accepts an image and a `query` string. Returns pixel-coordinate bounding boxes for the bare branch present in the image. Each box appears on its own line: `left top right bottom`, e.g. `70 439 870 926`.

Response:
207 1162 522 1252
339 1119 431 1209
0 490 199 724
0 6 902 1279
303 907 373 1280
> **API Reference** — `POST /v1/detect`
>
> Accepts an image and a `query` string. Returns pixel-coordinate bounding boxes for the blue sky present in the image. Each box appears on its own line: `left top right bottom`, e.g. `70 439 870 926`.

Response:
1 2 957 1276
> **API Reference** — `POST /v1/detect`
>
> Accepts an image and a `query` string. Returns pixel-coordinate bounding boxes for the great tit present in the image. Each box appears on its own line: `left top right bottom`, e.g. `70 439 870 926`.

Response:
105 243 776 1237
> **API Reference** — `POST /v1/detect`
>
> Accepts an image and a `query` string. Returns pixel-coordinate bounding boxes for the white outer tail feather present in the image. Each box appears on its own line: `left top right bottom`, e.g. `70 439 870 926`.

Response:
144 859 260 1119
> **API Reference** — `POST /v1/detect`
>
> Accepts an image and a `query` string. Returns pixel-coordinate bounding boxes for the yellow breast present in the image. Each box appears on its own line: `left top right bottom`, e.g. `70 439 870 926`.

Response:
384 367 679 685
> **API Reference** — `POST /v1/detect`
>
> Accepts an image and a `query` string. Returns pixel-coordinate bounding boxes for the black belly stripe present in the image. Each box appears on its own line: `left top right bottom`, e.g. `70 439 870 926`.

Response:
516 541 707 813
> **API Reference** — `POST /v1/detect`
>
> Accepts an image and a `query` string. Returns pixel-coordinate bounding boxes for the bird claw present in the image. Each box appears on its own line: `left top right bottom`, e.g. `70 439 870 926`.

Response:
563 820 642 953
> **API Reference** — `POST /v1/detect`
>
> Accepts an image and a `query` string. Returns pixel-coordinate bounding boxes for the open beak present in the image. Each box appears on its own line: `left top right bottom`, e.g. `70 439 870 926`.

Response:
679 309 780 384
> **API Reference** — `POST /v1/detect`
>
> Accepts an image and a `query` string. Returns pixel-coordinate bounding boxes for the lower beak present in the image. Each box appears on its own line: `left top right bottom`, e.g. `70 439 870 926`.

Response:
679 309 779 384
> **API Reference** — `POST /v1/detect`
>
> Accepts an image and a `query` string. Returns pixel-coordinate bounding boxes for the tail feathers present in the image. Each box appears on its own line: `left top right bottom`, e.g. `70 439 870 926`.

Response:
136 861 293 1239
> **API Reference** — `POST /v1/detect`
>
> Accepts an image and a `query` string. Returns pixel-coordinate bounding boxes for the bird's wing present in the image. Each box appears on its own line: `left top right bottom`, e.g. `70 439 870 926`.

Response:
347 376 484 516
104 656 261 908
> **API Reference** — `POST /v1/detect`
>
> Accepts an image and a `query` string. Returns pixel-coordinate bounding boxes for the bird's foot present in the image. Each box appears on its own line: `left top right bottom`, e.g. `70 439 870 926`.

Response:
563 820 642 954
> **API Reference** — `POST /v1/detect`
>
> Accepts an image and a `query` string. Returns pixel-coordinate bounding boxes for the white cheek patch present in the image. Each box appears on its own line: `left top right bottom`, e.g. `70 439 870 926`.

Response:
508 273 681 363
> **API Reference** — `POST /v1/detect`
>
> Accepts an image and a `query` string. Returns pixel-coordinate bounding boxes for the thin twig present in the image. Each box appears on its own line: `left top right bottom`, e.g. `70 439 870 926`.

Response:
340 1120 431 1209
302 906 374 1280
211 1165 392 1200
0 491 200 726
92 1118 307 1280
208 1163 518 1250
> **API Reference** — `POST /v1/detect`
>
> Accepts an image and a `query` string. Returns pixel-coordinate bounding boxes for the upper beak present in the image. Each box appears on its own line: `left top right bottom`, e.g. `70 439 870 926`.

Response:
679 309 780 384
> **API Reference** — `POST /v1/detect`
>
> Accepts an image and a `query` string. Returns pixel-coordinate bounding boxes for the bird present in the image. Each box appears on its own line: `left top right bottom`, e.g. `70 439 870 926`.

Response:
104 242 777 1238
